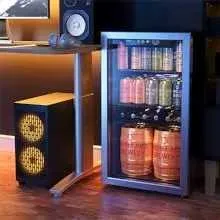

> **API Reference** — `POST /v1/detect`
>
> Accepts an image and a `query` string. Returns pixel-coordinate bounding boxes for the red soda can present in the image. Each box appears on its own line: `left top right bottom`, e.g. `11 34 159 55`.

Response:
120 77 134 103
134 77 146 104
118 41 128 70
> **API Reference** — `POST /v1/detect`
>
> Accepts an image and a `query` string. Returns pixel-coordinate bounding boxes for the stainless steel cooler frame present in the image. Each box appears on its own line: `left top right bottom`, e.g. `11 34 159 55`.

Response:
101 32 191 196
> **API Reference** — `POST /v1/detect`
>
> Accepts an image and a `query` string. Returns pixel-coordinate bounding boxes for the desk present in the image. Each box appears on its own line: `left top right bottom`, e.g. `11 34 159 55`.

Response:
0 44 101 197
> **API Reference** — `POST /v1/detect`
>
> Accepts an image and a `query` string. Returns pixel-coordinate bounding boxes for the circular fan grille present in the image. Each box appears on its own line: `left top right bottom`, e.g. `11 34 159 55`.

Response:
19 114 44 143
19 146 45 175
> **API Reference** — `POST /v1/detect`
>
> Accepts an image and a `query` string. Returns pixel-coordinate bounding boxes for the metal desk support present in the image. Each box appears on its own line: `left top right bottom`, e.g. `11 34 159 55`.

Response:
49 51 100 198
75 52 83 175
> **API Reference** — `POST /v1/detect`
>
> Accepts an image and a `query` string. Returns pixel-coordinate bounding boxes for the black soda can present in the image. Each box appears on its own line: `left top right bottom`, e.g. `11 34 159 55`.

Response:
172 79 182 107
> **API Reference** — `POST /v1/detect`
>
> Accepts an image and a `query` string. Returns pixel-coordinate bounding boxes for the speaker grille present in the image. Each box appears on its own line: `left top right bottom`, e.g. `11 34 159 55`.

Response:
19 146 45 175
64 10 89 41
18 113 44 143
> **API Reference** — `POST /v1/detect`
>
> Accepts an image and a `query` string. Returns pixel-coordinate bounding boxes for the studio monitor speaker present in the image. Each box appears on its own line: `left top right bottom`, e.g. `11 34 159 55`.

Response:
60 0 94 44
14 93 74 187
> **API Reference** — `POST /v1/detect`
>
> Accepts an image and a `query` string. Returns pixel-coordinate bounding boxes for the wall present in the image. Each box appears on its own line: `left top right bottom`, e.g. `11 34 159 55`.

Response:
0 0 101 144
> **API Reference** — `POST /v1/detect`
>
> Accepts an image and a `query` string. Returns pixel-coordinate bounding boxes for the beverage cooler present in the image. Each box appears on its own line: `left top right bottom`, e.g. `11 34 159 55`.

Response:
101 32 191 196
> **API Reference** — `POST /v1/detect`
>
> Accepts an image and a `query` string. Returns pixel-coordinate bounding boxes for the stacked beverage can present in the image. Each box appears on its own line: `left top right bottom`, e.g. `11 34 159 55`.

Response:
134 77 146 104
159 78 172 106
152 48 163 71
163 48 174 71
120 77 134 104
153 125 181 181
120 123 154 177
172 78 182 108
131 47 142 70
176 41 183 73
145 77 159 105
118 41 128 70
141 47 152 70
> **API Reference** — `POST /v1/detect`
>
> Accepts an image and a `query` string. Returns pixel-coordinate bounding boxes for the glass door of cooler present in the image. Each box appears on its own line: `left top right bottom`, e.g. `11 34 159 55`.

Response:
101 32 191 196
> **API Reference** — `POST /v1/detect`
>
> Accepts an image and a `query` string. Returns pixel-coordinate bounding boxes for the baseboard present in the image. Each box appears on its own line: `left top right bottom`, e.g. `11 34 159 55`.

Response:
0 135 102 166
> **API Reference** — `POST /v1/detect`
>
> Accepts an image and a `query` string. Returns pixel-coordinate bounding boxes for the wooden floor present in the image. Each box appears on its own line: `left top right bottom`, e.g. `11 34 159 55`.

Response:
1 147 220 219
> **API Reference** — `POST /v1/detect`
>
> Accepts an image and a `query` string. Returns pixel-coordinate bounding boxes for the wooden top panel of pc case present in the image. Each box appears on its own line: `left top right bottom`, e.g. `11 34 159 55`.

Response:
15 93 74 106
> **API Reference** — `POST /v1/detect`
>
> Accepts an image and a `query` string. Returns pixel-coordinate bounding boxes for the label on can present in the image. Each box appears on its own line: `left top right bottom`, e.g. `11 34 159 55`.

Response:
153 128 180 181
120 125 153 177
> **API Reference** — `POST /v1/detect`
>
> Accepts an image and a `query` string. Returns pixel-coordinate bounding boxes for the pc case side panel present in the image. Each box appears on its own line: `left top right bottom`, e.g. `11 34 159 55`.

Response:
47 100 75 186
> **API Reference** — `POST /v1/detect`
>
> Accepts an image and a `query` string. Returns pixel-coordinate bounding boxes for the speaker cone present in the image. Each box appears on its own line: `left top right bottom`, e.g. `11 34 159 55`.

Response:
66 13 87 37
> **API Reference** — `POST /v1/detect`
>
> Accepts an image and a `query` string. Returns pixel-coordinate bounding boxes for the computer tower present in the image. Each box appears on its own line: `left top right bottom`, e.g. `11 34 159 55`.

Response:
14 93 74 188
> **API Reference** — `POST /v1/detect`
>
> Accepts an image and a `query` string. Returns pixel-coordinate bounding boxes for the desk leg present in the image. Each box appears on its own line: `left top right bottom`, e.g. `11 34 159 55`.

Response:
49 52 100 198
74 52 82 174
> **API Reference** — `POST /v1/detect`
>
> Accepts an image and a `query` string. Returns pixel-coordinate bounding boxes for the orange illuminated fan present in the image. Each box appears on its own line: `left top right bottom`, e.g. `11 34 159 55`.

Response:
18 113 44 143
19 146 45 175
